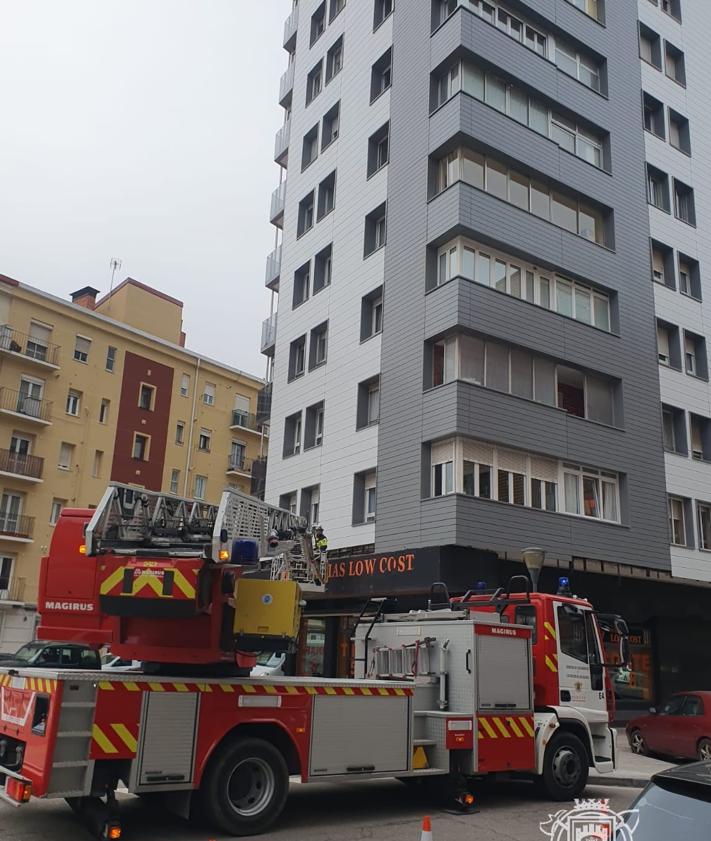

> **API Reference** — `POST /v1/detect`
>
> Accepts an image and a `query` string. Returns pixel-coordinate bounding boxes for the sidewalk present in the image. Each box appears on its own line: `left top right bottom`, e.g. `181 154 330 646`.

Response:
589 730 678 788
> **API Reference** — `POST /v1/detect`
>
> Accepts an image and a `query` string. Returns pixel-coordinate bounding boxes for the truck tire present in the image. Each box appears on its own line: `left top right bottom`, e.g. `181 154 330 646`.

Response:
539 731 589 801
200 737 289 836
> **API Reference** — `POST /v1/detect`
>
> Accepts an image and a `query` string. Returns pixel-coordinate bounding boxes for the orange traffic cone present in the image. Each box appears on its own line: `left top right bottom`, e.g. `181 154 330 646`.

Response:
420 816 433 841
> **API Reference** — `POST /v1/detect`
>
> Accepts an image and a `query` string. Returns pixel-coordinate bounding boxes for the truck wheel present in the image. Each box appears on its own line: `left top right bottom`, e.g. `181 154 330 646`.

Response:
200 737 289 836
539 732 589 801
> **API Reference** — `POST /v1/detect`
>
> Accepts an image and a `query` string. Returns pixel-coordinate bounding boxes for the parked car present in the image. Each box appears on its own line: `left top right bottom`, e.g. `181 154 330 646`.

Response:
0 641 101 670
101 654 141 672
626 762 711 840
626 691 711 760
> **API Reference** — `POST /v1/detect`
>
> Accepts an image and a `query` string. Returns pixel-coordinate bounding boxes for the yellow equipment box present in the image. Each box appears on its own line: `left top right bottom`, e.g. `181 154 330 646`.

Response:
233 578 302 650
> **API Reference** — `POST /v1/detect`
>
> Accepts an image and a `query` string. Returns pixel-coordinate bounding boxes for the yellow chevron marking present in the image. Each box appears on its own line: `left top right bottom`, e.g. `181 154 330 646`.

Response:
242 684 257 694
28 678 35 691
286 685 300 695
171 569 196 599
98 681 115 691
111 723 137 753
506 717 524 738
519 717 535 737
478 730 485 740
343 687 355 696
148 682 165 692
100 566 126 595
92 725 118 755
479 718 498 739
172 683 189 692
493 717 512 738
196 683 213 693
220 684 235 693
131 574 164 597
124 682 141 692
264 685 278 695
378 688 390 696
545 655 558 673
305 687 317 695
395 688 405 696
324 687 337 695
544 621 557 640
361 688 372 696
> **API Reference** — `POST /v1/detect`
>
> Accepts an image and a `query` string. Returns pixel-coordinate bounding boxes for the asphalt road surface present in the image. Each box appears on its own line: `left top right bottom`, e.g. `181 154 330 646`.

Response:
0 781 639 841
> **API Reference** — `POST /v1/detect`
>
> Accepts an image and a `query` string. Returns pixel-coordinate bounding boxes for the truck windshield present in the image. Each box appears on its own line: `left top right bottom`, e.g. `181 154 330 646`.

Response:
11 642 46 662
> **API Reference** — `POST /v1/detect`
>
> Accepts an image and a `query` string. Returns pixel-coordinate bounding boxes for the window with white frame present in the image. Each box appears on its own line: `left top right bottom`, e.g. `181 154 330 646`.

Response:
66 389 81 416
203 382 216 406
555 44 601 92
132 433 150 461
0 556 12 592
439 1 548 58
180 373 190 397
50 498 66 525
74 336 91 363
170 469 180 495
176 421 185 445
194 475 207 500
105 345 116 371
563 464 619 522
26 322 51 362
58 442 74 470
365 472 377 520
198 429 211 452
565 0 600 21
698 503 711 551
668 496 687 545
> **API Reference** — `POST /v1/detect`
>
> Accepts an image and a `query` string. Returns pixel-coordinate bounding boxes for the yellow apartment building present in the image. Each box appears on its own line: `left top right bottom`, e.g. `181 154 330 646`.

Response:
0 273 269 652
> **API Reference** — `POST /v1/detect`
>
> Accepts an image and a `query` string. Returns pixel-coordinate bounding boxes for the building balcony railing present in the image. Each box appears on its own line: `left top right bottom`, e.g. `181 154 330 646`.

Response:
265 245 282 291
0 448 44 481
270 181 287 228
279 62 295 107
261 314 277 356
274 118 291 166
226 455 254 475
250 457 267 500
0 387 52 424
0 577 26 602
257 382 272 426
0 514 34 541
283 4 299 50
230 411 264 434
0 325 60 368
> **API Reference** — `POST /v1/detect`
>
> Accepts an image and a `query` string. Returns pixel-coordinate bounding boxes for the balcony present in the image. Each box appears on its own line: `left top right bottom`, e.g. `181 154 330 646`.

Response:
274 118 291 167
283 4 298 50
270 181 287 228
0 325 60 369
0 388 52 425
261 314 277 356
279 62 295 108
0 449 43 483
265 245 282 292
226 455 254 476
0 577 26 603
230 411 267 435
250 457 267 500
257 383 272 426
0 514 34 543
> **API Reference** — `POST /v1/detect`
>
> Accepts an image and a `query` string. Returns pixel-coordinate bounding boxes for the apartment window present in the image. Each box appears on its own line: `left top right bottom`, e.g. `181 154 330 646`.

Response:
92 450 103 478
194 475 207 500
233 395 250 427
132 433 150 461
314 244 333 293
304 401 325 449
557 367 585 418
651 240 674 288
317 171 336 220
353 469 377 523
230 441 246 471
289 335 307 380
330 0 346 21
361 287 383 341
698 504 711 551
203 382 216 405
563 465 619 522
310 2 326 45
74 336 91 363
180 373 190 397
357 376 380 429
662 405 687 455
659 0 682 20
646 164 670 212
26 321 51 362
309 321 328 369
293 261 311 308
367 122 389 177
374 0 393 29
668 496 688 546
326 36 344 83
673 179 695 225
302 124 319 170
678 254 701 300
554 44 601 92
138 383 155 411
639 23 662 69
283 412 303 457
66 389 81 417
656 320 679 368
50 498 65 525
169 469 180 495
300 484 321 525
364 203 387 256
642 92 665 139
690 415 711 461
279 491 298 515
306 61 323 105
668 109 691 155
297 191 315 237
565 0 600 20
684 331 707 379
664 41 686 85
432 460 454 497
105 345 117 371
198 429 211 452
58 442 74 470
322 102 340 149
176 421 185 445
99 398 110 424
370 48 392 102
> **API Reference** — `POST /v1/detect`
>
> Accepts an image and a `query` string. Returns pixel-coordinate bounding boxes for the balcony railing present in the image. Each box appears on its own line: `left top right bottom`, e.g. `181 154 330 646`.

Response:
257 383 272 425
0 325 60 367
261 314 277 355
0 514 34 541
283 4 299 49
230 411 262 432
0 448 43 480
250 457 267 500
265 245 282 290
270 181 287 227
227 455 254 475
279 62 295 106
0 387 52 423
274 118 291 165
0 577 26 602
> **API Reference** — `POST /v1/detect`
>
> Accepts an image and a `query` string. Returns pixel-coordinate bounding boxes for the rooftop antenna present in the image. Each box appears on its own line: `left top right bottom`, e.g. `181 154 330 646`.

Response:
108 258 122 315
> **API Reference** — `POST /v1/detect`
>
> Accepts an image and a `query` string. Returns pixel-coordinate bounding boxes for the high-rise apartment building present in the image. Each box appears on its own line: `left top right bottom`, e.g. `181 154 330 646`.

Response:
0 274 268 652
264 0 711 702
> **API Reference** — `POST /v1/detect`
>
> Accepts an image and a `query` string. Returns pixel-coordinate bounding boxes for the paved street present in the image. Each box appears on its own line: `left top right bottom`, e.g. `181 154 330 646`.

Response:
0 781 638 841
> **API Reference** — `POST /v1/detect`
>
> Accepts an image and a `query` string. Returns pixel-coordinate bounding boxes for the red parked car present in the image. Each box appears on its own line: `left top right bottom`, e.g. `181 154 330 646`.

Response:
626 692 711 761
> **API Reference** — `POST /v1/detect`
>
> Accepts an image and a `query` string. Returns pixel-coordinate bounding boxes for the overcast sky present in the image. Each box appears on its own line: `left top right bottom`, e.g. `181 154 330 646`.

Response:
0 0 291 376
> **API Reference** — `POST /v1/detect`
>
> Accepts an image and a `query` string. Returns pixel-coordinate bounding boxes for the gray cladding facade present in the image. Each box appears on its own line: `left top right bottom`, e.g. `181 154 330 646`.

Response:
376 0 671 569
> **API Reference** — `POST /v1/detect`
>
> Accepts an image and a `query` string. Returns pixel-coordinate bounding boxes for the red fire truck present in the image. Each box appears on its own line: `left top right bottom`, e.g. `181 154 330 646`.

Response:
0 484 628 837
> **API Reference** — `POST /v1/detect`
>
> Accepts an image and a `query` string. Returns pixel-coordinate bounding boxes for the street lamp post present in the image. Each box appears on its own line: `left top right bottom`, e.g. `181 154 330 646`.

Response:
521 547 545 592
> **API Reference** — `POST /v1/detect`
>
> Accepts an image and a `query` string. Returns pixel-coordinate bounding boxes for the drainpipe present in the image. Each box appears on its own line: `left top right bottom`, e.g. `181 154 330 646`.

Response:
183 357 201 497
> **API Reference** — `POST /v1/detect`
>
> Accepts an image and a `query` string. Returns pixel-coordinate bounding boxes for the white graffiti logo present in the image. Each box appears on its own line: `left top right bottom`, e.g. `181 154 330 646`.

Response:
540 799 639 841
